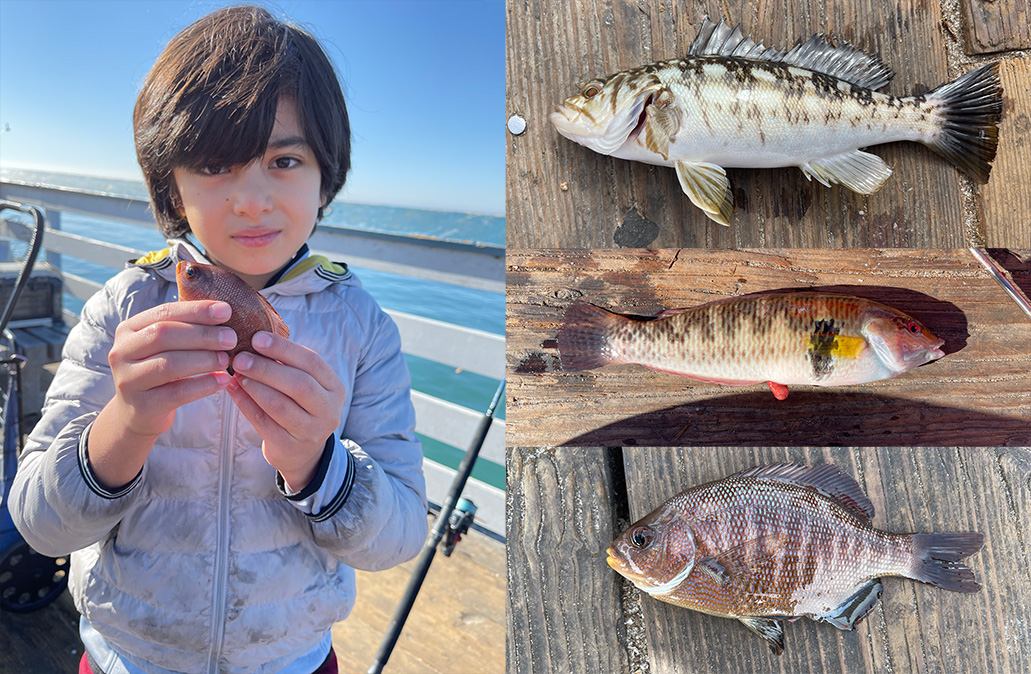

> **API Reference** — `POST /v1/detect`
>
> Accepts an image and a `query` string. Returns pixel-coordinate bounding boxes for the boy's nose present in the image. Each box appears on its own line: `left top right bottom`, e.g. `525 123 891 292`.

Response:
231 164 274 218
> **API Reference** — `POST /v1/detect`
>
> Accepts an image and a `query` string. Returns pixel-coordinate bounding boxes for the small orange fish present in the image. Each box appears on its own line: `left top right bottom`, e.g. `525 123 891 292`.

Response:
176 261 289 358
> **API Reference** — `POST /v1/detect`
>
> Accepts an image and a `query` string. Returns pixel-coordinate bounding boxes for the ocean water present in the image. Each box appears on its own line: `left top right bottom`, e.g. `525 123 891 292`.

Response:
1 169 505 487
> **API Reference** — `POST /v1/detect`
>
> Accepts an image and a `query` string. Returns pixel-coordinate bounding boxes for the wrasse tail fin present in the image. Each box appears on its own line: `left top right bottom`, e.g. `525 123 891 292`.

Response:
675 161 733 226
924 62 1002 184
800 150 893 195
908 532 985 593
557 302 627 371
738 617 785 655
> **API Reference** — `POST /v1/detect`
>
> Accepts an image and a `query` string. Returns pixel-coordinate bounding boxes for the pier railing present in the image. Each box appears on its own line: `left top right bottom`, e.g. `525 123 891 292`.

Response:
0 180 506 537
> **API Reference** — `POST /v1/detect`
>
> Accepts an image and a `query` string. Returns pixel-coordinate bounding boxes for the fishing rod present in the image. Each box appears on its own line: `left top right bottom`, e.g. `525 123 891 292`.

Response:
367 377 505 674
968 247 1031 321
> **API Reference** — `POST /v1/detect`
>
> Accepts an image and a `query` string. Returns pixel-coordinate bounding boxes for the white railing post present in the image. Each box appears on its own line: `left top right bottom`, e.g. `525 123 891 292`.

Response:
44 209 62 272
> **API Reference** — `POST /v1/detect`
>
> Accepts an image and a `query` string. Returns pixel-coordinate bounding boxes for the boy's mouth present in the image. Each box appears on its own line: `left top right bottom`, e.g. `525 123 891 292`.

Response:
232 230 280 247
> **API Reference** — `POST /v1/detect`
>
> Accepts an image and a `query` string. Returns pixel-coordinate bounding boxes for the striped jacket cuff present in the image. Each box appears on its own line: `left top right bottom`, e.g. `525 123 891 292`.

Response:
77 421 143 499
278 435 356 522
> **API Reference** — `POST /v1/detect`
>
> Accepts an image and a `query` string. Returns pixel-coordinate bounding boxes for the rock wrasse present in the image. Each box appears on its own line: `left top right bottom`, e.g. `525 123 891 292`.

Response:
557 292 943 399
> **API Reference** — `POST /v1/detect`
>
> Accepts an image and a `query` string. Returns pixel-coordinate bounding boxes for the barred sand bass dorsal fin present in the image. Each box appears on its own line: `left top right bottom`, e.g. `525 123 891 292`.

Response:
688 17 894 90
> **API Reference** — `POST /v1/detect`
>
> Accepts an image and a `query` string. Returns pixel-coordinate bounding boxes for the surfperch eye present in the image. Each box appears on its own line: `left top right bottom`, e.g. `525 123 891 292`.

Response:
906 321 920 334
581 82 602 98
629 525 654 549
185 265 198 280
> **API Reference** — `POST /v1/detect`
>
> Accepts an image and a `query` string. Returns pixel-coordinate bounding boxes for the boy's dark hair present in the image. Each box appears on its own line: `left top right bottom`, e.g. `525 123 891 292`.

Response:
134 5 350 238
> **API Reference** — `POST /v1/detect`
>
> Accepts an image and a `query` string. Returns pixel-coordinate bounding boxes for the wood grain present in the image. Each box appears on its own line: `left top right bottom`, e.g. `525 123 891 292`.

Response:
506 0 1007 249
506 448 632 674
618 447 1031 674
983 58 1031 247
961 0 1031 53
506 248 1031 446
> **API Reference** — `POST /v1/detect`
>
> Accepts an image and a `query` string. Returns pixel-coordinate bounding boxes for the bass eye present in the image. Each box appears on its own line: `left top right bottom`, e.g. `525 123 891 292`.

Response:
581 82 602 98
906 321 920 334
629 525 654 549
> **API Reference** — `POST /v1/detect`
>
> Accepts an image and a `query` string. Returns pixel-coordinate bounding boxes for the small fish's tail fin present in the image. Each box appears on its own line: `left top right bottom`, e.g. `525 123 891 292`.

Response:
557 302 627 371
924 62 1002 184
908 532 985 593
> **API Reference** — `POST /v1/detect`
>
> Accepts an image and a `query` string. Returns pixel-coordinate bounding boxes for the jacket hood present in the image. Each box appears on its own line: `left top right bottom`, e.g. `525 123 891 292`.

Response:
131 238 356 297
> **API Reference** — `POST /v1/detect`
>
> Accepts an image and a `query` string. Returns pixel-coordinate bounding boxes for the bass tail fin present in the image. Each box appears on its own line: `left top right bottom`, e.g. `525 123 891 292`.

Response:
556 302 627 371
924 62 1002 184
908 532 985 593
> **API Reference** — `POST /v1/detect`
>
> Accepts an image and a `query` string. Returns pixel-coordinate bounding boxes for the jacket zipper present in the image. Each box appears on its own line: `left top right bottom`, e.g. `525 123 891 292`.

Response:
207 392 237 672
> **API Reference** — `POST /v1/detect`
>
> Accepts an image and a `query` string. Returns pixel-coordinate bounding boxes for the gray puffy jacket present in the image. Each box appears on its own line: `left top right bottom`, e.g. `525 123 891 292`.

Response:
10 240 427 673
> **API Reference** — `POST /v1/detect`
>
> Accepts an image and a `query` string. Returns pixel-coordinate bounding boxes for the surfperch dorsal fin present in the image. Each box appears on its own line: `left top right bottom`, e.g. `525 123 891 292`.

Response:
687 17 894 90
728 463 876 524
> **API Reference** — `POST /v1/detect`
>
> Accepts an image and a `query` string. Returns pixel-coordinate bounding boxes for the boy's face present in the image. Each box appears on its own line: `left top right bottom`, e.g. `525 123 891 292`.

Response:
172 98 323 289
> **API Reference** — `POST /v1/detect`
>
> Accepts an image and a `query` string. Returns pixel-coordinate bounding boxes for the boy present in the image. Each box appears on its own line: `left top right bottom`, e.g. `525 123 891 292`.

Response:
10 6 427 674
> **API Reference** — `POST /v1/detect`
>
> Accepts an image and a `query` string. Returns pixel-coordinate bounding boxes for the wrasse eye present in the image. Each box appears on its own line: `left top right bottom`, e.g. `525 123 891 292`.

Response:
629 525 654 549
581 82 602 99
906 321 921 334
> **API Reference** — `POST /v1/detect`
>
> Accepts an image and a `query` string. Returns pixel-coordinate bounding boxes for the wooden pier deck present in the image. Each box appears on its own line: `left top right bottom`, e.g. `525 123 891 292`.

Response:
507 248 1031 447
506 0 1030 249
506 446 1031 674
0 514 505 674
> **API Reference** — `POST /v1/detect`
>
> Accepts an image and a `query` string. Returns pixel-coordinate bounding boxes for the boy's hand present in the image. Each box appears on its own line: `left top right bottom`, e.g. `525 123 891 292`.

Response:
90 300 235 488
226 331 346 492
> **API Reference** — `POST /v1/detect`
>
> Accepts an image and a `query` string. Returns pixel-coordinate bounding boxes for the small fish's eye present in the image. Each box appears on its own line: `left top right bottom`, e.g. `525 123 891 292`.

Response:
185 266 197 279
629 525 654 549
581 82 602 99
906 321 920 334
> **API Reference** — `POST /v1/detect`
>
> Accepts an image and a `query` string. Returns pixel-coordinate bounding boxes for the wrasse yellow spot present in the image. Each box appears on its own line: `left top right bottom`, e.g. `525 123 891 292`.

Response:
829 335 865 359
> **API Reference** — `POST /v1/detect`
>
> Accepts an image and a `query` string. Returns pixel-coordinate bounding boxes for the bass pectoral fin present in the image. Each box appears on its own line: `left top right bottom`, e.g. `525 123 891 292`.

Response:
800 150 892 194
675 161 734 226
643 89 679 160
738 617 786 655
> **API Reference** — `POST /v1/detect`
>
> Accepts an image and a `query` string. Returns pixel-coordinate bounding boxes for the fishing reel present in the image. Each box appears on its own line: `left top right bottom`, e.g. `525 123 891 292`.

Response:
0 539 69 613
440 498 477 557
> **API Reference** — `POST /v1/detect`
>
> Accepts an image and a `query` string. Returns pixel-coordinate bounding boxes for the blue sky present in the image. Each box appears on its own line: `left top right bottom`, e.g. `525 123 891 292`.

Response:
0 0 504 215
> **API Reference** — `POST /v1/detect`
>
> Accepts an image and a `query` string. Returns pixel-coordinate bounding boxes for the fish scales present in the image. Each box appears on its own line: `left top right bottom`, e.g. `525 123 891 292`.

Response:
606 464 985 654
558 292 944 397
620 57 934 168
551 17 1003 225
662 477 907 618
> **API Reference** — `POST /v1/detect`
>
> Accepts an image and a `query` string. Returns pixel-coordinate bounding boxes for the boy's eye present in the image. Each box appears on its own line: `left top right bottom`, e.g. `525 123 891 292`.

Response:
199 163 228 176
272 157 299 169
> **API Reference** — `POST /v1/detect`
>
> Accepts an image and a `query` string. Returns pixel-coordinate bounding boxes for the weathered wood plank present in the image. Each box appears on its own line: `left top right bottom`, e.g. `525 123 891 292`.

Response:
505 448 631 674
618 447 1031 674
983 58 1031 247
506 248 1031 446
507 0 997 249
961 0 1031 53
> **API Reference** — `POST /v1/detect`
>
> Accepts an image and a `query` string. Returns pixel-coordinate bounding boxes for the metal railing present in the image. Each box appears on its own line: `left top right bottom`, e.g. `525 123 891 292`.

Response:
0 180 506 537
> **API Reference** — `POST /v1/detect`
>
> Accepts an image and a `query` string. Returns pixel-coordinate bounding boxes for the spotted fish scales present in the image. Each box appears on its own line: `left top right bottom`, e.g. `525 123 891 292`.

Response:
606 464 985 654
557 292 944 399
550 18 1003 225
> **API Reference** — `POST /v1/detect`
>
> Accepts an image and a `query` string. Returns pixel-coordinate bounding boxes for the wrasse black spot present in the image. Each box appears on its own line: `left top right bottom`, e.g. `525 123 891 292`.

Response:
808 319 841 379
